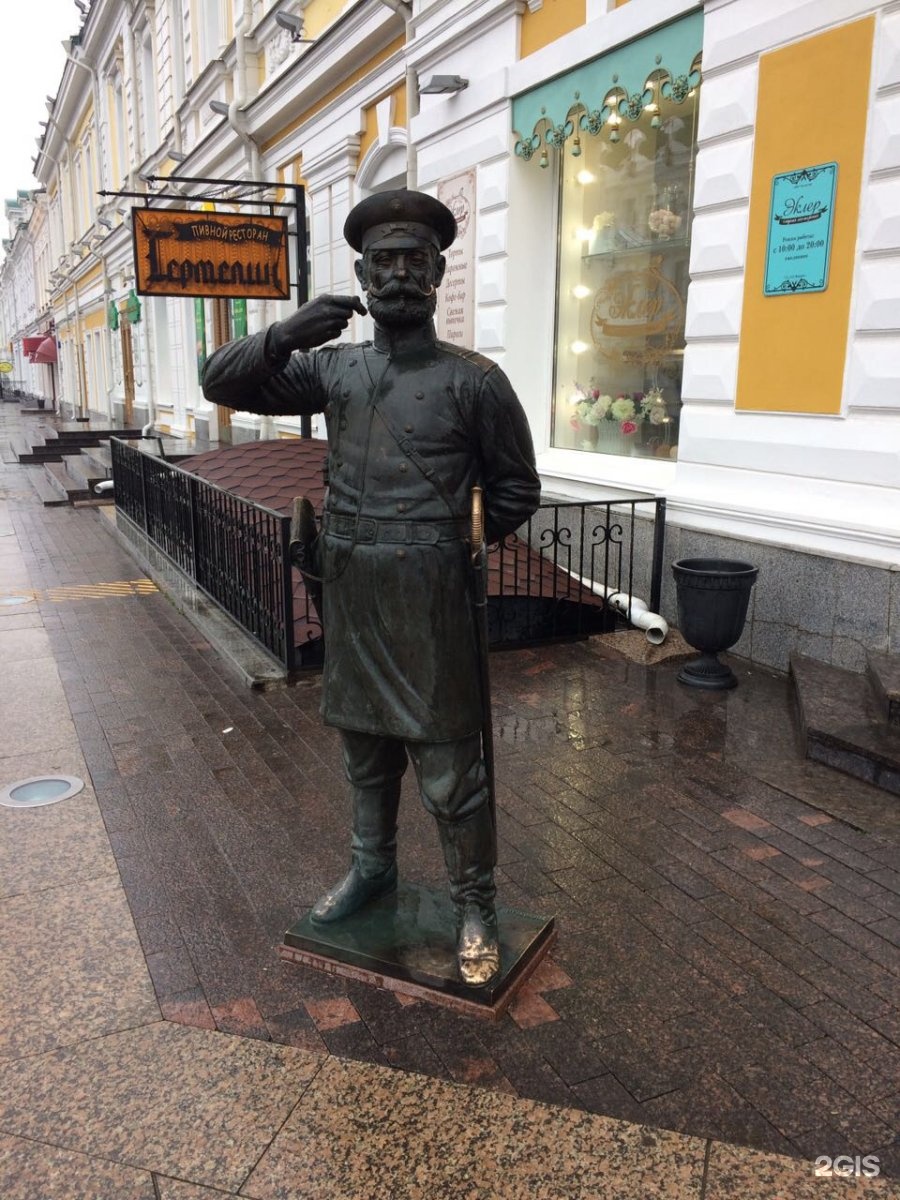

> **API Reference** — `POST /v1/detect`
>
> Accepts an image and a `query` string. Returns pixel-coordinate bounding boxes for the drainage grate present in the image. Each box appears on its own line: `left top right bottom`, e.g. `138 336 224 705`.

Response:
0 775 85 808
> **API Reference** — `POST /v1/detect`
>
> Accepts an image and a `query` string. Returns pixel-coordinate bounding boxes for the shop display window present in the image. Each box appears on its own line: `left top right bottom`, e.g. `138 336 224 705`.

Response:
551 83 700 461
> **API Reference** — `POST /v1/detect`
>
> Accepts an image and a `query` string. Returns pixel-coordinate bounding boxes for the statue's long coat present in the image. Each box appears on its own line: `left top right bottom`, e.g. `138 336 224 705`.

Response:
202 326 541 742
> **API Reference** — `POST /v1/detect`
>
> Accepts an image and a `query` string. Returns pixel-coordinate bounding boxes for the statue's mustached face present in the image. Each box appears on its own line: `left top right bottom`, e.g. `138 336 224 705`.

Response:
357 243 444 328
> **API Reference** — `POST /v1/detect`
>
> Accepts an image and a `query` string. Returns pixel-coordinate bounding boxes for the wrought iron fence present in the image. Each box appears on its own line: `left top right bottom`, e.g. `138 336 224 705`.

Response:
111 438 295 671
112 436 666 673
489 495 667 648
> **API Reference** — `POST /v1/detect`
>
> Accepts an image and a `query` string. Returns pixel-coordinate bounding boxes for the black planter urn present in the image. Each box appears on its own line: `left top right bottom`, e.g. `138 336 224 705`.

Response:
672 558 758 690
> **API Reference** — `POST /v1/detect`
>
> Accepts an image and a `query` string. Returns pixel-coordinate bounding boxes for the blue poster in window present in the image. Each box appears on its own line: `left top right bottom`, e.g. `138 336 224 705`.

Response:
764 163 838 297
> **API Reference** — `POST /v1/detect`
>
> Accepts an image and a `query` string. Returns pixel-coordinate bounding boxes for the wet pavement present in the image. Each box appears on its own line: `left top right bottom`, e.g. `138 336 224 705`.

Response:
1 401 899 1198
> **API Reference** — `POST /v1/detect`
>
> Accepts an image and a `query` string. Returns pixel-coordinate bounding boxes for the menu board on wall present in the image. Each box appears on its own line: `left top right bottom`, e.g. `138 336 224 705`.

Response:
437 170 476 347
763 163 838 297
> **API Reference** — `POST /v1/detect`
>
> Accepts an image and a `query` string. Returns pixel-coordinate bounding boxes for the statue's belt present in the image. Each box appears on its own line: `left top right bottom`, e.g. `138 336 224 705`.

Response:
322 513 468 545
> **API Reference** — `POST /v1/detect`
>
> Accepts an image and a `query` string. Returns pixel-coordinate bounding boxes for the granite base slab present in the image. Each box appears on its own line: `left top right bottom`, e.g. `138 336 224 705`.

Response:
280 883 555 1020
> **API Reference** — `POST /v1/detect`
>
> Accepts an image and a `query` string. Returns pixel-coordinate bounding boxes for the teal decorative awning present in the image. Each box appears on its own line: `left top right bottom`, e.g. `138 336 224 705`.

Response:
512 11 703 164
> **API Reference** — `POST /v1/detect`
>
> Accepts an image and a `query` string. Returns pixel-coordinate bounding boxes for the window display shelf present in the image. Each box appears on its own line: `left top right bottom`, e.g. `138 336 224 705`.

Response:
582 237 689 262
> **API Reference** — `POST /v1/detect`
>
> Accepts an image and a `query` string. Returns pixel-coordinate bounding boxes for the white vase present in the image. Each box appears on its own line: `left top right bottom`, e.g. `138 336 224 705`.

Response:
595 423 634 456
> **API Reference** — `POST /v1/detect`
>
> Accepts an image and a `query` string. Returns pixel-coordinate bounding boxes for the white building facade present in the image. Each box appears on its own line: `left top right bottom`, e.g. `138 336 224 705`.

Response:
0 0 897 671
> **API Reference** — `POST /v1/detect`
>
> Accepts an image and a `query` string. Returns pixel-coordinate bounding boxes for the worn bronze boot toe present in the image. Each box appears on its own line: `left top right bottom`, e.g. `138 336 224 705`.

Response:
457 903 501 987
309 863 398 924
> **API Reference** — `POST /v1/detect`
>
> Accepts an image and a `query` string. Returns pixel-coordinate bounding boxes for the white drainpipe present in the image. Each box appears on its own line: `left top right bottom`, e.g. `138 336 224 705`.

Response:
570 573 669 644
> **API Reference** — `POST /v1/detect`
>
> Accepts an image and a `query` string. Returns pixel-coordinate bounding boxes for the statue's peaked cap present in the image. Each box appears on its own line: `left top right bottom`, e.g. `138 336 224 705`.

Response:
344 189 457 253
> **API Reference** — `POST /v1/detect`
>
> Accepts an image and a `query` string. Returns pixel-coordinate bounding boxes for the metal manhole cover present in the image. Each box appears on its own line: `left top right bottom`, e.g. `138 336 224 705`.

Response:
0 775 85 808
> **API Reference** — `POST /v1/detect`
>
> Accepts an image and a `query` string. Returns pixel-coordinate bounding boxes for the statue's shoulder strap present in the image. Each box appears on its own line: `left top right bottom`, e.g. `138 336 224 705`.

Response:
436 341 497 375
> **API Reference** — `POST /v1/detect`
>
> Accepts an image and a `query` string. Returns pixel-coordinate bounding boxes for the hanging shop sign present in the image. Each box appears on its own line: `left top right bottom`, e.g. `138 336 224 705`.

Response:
764 163 838 297
436 170 476 348
132 208 290 300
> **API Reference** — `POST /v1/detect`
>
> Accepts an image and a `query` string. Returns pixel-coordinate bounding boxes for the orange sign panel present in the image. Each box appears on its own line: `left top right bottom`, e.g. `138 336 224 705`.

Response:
132 208 290 299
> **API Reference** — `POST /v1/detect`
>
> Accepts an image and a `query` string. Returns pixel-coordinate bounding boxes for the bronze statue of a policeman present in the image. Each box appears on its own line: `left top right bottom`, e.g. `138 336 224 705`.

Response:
203 189 540 986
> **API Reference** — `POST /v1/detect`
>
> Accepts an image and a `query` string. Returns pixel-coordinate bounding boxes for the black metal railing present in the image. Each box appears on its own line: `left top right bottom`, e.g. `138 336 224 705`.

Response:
111 438 295 671
489 496 667 648
112 436 666 672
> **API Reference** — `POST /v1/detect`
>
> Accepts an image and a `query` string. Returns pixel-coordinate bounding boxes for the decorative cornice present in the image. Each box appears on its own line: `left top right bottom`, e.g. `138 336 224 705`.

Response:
512 9 703 164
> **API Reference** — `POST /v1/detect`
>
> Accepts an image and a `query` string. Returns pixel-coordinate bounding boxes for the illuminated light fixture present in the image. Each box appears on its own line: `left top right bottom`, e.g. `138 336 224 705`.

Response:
274 12 314 42
576 169 596 186
575 227 593 242
571 133 582 158
572 284 591 299
419 74 468 95
571 340 589 355
539 148 548 168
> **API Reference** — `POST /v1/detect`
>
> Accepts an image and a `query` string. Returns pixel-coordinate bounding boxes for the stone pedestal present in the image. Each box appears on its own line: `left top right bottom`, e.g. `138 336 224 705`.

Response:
279 883 555 1020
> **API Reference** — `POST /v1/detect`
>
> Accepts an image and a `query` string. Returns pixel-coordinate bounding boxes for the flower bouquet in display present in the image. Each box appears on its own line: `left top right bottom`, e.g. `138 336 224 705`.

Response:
569 384 644 452
648 208 682 240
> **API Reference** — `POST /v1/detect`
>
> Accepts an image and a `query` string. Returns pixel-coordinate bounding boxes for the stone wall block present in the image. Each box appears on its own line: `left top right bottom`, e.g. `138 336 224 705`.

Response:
685 276 744 340
689 207 749 276
476 209 507 258
854 258 900 333
478 258 507 305
875 10 900 89
868 93 900 174
696 63 759 143
478 159 509 210
845 337 900 411
832 560 891 650
693 138 754 210
859 176 900 254
682 342 739 403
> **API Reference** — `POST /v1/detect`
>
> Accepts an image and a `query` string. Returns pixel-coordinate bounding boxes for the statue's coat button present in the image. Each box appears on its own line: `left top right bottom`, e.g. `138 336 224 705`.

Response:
415 391 424 399
396 548 406 559
404 424 413 433
397 502 407 513
398 463 408 473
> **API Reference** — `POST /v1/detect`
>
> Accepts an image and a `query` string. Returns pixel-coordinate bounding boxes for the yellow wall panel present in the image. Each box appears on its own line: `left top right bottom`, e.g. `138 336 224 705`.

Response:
736 18 874 415
304 0 354 39
520 0 586 60
261 35 405 154
81 309 108 332
359 84 407 163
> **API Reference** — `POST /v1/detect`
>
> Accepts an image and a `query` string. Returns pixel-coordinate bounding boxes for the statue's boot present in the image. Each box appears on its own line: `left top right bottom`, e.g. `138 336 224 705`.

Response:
437 803 501 987
310 785 399 924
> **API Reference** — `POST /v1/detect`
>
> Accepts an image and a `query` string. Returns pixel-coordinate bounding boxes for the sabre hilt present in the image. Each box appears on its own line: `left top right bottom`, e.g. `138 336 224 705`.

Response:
290 495 318 549
470 486 484 555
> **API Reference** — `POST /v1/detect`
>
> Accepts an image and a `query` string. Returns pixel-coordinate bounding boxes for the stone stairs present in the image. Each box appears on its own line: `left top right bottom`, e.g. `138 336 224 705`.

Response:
791 652 900 796
7 421 143 506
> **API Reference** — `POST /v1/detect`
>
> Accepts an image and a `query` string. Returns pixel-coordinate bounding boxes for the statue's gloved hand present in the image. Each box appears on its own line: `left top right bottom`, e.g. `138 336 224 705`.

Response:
270 294 367 355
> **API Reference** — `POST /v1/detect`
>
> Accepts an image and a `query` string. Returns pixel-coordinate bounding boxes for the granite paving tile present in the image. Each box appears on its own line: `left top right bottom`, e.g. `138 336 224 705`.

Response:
704 1140 900 1199
156 1181 241 1199
0 625 53 664
0 874 159 1058
240 1057 707 1200
0 1023 323 1192
0 658 81 755
0 1133 157 1200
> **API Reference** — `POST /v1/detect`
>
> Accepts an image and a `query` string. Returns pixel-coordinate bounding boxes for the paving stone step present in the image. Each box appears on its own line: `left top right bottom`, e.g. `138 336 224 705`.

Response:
24 466 69 506
8 435 63 464
63 451 109 491
79 442 113 474
790 653 900 796
0 439 19 465
42 460 93 503
868 651 900 727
